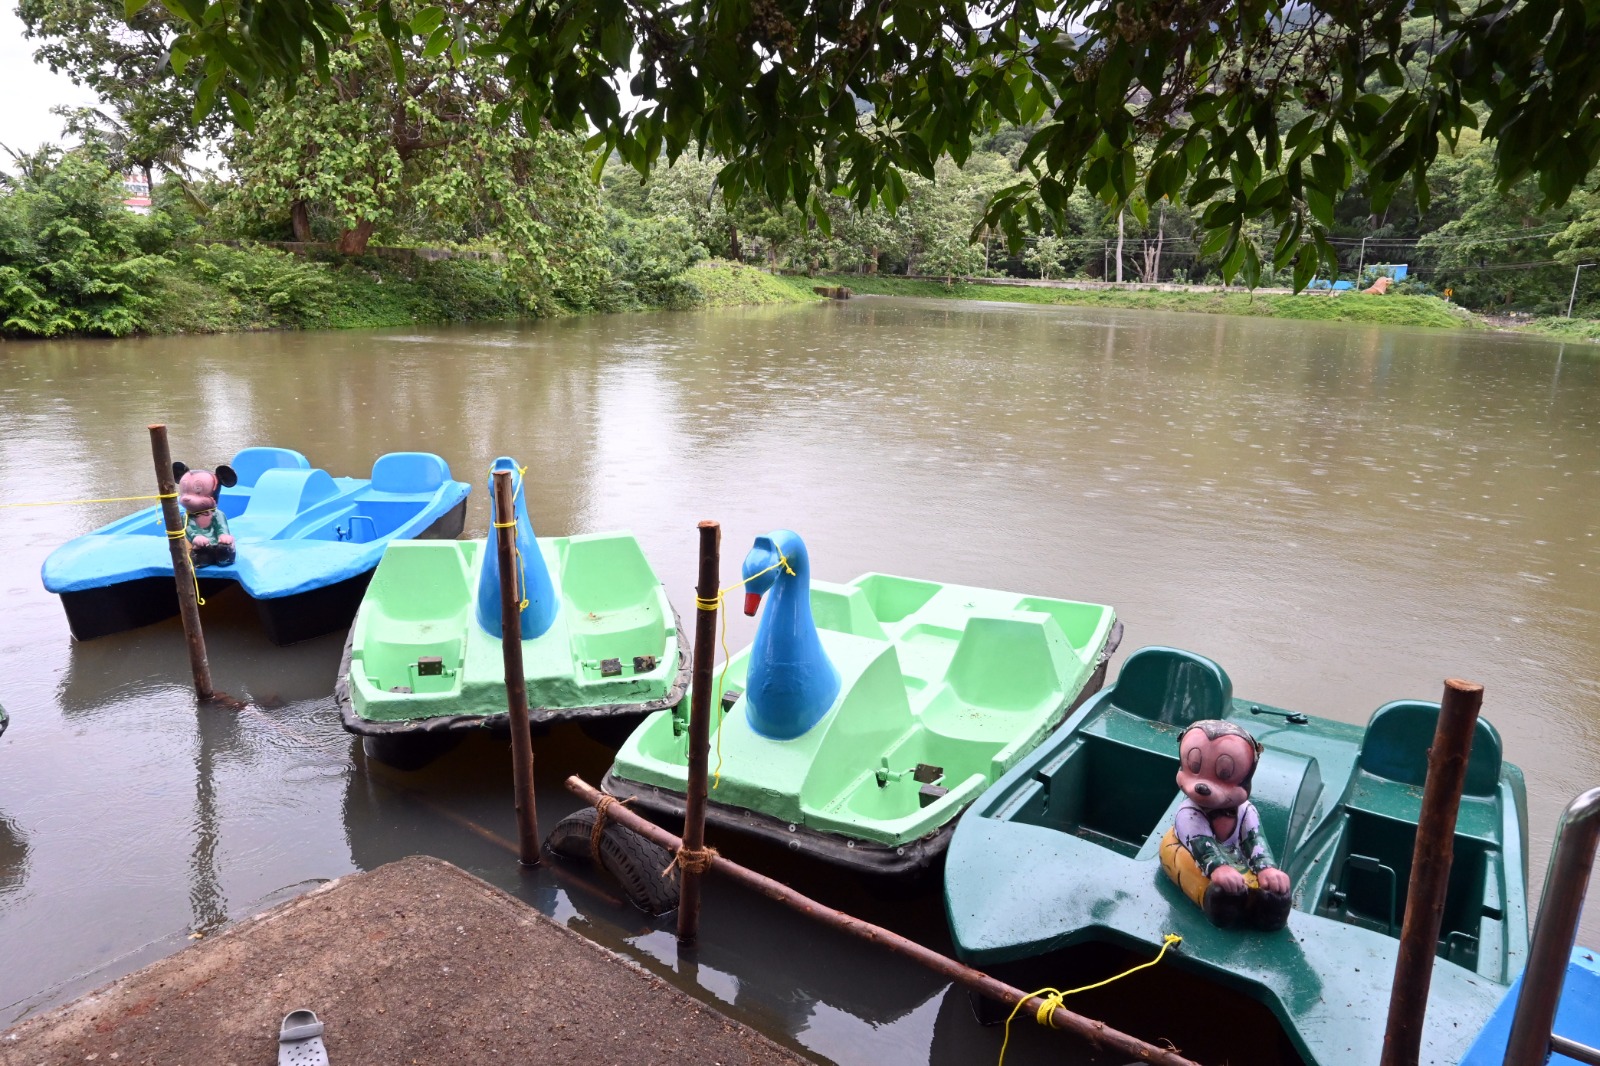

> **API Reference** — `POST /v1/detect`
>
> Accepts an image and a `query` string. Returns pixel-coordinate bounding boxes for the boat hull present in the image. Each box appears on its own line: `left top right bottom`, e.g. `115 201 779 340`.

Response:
58 497 467 645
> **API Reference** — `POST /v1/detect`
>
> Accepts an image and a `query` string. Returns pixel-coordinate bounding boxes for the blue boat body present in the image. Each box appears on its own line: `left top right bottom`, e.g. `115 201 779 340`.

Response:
1462 946 1600 1065
42 448 470 643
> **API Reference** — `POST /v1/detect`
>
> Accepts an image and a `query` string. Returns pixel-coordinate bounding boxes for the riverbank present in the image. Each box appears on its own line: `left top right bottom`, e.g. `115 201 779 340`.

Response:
814 274 1481 329
0 855 810 1066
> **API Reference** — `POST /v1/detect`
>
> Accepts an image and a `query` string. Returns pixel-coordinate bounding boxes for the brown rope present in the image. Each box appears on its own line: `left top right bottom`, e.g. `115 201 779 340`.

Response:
589 795 632 863
662 844 719 878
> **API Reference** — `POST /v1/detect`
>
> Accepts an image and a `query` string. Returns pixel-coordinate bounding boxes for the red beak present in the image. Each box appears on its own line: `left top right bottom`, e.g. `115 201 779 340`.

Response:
744 591 762 616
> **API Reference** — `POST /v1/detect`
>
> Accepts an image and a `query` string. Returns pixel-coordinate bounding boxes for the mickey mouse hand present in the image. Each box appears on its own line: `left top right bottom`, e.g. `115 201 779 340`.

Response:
192 535 210 548
1210 865 1247 893
218 534 234 547
1258 866 1290 894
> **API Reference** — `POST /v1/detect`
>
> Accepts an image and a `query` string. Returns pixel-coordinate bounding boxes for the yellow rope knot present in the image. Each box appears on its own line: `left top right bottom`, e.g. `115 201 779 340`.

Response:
661 844 718 878
998 933 1182 1065
588 795 633 864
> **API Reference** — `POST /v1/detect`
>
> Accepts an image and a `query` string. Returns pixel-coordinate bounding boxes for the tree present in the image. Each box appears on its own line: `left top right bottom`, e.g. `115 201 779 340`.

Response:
18 0 223 190
0 145 169 336
222 22 609 312
148 0 1600 290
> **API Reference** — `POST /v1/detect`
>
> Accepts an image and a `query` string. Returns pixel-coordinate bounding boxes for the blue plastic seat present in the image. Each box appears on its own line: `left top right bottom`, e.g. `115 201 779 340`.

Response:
370 452 449 494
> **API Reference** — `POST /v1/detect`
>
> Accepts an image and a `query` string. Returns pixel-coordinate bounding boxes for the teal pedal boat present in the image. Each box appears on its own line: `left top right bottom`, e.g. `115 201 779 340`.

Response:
943 645 1529 1066
604 529 1121 878
336 458 688 767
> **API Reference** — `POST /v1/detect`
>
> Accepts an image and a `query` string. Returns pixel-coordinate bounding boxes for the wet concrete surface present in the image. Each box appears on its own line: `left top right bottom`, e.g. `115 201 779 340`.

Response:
0 855 812 1066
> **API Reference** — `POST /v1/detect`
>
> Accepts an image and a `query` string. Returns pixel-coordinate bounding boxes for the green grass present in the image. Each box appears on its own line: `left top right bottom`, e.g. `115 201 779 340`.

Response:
677 261 821 307
814 274 1479 329
1515 316 1600 343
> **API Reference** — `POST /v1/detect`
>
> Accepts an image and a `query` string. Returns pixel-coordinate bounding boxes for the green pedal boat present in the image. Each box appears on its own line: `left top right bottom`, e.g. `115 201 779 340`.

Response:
943 645 1529 1066
603 529 1121 878
336 457 688 768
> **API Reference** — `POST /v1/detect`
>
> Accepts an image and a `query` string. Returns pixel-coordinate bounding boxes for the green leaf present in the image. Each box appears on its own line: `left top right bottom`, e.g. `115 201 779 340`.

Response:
423 26 450 57
411 6 444 36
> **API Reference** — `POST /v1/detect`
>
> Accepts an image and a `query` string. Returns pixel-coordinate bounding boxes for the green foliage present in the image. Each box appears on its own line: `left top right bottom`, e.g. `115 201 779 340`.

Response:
18 0 222 188
0 148 168 337
145 0 1600 291
222 9 610 315
676 262 818 308
602 209 707 310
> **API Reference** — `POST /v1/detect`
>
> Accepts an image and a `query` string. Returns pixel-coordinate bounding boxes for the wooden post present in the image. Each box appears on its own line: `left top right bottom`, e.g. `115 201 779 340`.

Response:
566 774 1201 1066
148 424 212 700
493 470 539 866
1379 678 1484 1066
678 520 720 944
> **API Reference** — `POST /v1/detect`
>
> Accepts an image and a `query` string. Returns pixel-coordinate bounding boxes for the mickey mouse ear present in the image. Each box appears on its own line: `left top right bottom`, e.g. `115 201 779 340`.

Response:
172 461 189 480
215 464 238 488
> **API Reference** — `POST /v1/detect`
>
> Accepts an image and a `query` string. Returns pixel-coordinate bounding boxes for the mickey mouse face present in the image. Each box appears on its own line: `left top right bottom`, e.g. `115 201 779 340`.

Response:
173 462 237 511
1176 722 1259 810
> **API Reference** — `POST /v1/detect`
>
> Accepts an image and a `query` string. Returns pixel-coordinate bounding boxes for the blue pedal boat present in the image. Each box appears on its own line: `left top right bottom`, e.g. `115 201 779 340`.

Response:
42 448 470 645
944 645 1529 1066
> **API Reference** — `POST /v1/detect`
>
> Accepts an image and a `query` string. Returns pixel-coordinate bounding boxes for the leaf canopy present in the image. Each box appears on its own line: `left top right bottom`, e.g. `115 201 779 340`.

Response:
133 0 1600 286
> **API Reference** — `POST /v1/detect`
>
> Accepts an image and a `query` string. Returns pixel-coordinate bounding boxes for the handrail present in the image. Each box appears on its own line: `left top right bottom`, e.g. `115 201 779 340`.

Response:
1503 786 1600 1066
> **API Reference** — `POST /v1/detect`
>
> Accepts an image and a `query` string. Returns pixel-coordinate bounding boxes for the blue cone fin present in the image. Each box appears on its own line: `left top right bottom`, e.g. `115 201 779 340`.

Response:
475 457 557 640
741 529 840 740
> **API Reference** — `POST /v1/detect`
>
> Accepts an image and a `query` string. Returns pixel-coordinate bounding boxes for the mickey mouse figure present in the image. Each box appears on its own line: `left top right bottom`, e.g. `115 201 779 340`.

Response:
173 461 238 566
1159 719 1293 931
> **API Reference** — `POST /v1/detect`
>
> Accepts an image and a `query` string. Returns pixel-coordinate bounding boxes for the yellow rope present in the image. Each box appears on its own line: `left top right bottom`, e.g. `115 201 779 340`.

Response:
997 934 1182 1066
691 553 795 789
165 525 206 606
1 491 177 509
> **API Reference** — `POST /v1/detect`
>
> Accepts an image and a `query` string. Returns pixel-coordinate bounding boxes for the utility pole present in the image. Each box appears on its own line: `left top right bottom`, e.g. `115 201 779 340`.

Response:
1567 263 1595 318
1357 236 1369 283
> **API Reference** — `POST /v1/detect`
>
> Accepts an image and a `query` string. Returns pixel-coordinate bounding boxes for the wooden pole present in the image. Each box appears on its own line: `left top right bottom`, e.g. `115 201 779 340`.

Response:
148 424 212 700
1379 678 1484 1066
493 470 539 866
677 519 720 944
566 775 1201 1066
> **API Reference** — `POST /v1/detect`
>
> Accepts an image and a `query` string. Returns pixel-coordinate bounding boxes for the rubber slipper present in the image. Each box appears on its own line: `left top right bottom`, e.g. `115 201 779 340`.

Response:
279 1009 328 1066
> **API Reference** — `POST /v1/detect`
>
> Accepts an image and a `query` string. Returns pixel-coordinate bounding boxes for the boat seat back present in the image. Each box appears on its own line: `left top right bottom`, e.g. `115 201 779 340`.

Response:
1357 700 1503 797
229 447 310 488
242 469 340 519
855 573 942 626
810 585 888 641
1109 646 1233 728
944 615 1064 713
370 452 449 495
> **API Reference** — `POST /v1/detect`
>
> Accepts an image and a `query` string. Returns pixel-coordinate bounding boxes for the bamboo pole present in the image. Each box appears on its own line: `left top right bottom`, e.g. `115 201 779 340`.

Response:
566 774 1201 1066
1379 678 1484 1066
148 424 212 699
492 470 539 865
678 519 720 944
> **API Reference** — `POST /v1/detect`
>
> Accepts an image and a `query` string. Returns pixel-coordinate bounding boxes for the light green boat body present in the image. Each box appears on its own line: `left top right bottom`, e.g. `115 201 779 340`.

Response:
341 532 685 729
610 573 1117 853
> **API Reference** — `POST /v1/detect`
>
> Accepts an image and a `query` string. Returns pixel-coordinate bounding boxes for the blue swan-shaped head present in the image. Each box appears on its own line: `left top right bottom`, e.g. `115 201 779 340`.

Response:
740 530 840 740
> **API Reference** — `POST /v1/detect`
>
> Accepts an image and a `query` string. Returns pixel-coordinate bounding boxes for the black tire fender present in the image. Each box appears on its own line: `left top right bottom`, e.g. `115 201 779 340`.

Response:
547 806 681 916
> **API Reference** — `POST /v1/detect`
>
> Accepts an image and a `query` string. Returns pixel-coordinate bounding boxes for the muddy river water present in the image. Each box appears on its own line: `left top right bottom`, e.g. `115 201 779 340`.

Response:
2 296 1597 1063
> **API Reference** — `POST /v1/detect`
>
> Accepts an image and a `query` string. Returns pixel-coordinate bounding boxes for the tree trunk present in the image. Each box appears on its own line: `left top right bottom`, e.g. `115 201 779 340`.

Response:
290 200 313 243
867 246 879 274
337 218 376 255
1154 204 1166 284
728 225 741 262
1115 209 1125 283
142 164 155 200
